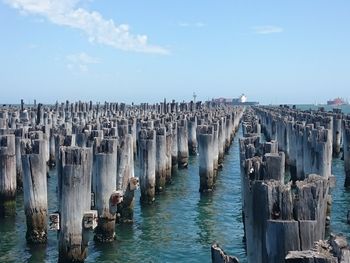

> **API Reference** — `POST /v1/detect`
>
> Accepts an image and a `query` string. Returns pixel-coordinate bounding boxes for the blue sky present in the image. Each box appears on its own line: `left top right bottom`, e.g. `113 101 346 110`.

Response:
0 0 349 105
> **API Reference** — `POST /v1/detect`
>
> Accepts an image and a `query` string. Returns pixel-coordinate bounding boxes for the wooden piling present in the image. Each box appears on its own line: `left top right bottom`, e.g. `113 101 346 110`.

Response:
58 146 93 262
218 117 226 167
155 127 167 192
0 134 16 216
197 125 214 192
171 122 178 170
165 123 173 183
15 128 25 189
93 138 118 242
333 115 342 157
177 119 189 168
117 120 134 191
117 177 139 223
211 243 240 263
343 122 350 187
21 139 48 244
139 129 156 204
188 116 198 155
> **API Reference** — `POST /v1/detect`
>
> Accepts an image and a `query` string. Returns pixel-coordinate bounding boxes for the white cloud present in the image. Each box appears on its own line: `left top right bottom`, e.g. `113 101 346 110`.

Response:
27 43 39 49
4 0 169 54
178 21 206 28
194 22 205 28
67 52 99 64
253 25 283 34
66 52 99 73
178 22 190 27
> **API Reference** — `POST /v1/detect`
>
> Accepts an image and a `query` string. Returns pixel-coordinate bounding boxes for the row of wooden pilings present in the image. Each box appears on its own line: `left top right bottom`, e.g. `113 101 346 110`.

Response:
255 105 350 187
0 100 243 262
239 106 350 263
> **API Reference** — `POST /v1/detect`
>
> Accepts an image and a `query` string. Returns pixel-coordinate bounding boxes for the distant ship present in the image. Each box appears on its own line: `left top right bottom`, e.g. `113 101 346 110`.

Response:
232 94 259 106
327 97 348 106
212 94 259 106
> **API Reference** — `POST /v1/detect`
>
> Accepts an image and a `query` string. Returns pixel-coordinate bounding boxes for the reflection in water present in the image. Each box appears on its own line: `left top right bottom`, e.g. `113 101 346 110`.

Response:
27 244 46 263
195 194 214 246
330 158 350 240
0 130 249 262
6 126 350 262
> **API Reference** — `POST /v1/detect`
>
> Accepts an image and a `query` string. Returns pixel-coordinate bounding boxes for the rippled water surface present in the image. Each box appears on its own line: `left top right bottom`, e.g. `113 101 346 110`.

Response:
0 129 246 263
1 123 349 263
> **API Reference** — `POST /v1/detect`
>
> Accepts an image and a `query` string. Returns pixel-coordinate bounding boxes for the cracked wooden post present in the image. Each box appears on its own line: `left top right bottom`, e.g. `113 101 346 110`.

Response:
139 129 156 204
188 116 198 155
93 138 119 243
155 127 167 192
171 121 178 170
333 115 342 157
117 177 139 223
311 127 332 178
117 119 134 192
263 152 285 182
0 134 16 216
48 128 56 168
212 121 219 179
177 119 189 168
54 134 65 211
218 117 226 167
128 117 137 157
58 146 94 262
211 243 240 263
225 114 232 152
15 127 25 189
239 110 331 263
21 139 48 244
165 122 173 183
295 123 305 181
344 122 350 187
197 125 214 192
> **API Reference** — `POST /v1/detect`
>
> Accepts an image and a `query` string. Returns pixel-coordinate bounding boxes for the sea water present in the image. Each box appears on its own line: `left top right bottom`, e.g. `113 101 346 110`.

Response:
0 105 349 263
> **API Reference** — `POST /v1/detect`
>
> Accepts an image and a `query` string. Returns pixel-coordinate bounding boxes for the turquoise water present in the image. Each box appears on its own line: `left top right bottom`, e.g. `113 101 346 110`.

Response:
295 104 350 114
1 119 349 262
0 130 246 263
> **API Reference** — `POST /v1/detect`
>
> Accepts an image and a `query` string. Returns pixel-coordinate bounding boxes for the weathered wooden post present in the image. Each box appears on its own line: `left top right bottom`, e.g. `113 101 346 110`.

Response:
165 123 173 183
36 103 44 126
263 152 285 182
139 129 156 204
155 127 167 192
54 134 65 207
295 123 305 180
212 121 219 178
197 125 214 192
128 117 137 157
333 115 342 157
344 122 350 187
211 243 240 263
0 134 16 216
117 177 139 223
117 120 134 191
49 129 56 168
93 138 120 242
15 127 25 189
188 116 198 155
240 108 331 263
177 119 189 168
225 114 233 152
218 117 226 167
21 139 48 244
58 146 95 262
171 121 178 170
311 127 332 178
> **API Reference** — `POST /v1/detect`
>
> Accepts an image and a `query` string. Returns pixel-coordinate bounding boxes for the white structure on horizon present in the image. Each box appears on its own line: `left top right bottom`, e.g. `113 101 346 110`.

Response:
239 94 247 103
